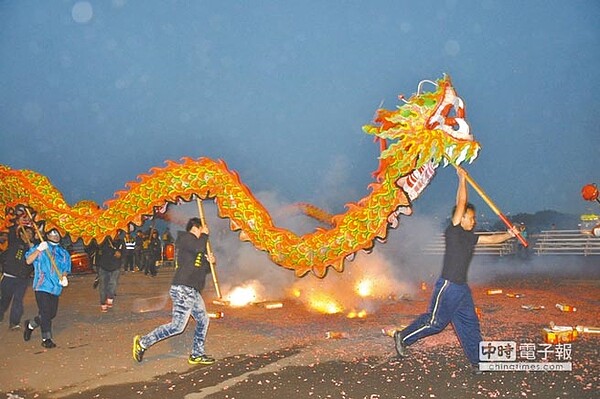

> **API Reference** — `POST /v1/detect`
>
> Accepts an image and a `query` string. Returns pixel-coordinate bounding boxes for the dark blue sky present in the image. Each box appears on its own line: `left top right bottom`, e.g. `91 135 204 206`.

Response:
1 1 599 220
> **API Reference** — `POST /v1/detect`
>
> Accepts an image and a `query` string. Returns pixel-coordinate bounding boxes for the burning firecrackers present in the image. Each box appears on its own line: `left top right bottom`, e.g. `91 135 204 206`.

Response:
506 293 525 298
227 285 259 307
486 289 503 295
305 292 344 314
288 253 402 316
346 309 367 319
556 303 577 312
355 278 375 297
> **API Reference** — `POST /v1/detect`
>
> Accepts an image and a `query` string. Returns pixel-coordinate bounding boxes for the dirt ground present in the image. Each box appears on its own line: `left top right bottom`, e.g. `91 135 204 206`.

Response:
0 264 598 399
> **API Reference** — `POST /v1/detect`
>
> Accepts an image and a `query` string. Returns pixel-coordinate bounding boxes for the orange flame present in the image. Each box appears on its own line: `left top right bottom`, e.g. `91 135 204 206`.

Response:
347 309 367 319
226 284 258 307
306 291 343 314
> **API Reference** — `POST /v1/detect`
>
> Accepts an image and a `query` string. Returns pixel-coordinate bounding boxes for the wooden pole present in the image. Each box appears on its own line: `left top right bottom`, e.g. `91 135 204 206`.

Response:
444 158 529 247
196 198 222 299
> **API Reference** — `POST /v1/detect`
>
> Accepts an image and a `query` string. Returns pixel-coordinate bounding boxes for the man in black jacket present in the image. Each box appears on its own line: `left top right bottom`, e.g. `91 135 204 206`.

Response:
132 217 216 365
97 233 123 312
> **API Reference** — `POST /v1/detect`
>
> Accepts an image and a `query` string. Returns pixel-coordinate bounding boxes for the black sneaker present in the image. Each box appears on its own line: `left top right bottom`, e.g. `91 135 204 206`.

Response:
42 339 57 348
133 335 146 362
23 320 33 341
471 364 483 375
393 331 407 358
188 354 216 365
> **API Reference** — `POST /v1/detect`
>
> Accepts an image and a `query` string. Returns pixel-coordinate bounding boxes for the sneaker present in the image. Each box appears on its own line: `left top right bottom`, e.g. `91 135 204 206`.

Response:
42 339 57 348
101 304 109 312
9 324 21 330
471 364 483 375
133 335 146 362
23 320 33 341
106 298 114 308
188 354 216 365
393 331 407 358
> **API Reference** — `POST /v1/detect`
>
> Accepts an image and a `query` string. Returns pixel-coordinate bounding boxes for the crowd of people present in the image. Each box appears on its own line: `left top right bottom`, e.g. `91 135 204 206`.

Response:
84 227 174 312
0 207 71 349
85 227 173 278
0 209 180 344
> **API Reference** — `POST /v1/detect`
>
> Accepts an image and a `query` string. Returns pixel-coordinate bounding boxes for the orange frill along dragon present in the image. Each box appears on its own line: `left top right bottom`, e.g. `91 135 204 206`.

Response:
0 75 480 277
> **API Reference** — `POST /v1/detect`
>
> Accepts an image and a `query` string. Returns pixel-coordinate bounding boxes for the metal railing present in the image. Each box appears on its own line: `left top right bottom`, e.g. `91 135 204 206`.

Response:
423 230 600 256
533 230 600 256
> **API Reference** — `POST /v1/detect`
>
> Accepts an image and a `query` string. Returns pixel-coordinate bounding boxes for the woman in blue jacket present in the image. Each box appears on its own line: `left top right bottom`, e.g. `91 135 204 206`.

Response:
23 229 71 348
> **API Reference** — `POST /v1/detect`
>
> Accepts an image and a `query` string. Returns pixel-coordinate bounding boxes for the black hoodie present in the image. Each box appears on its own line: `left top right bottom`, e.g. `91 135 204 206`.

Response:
172 230 210 292
2 226 34 278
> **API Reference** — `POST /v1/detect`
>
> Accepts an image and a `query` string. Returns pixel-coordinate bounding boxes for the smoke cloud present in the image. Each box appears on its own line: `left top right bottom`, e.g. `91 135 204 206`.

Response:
163 186 596 312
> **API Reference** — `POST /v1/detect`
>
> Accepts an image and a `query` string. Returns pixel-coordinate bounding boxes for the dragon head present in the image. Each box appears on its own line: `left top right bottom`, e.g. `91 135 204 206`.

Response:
364 75 480 201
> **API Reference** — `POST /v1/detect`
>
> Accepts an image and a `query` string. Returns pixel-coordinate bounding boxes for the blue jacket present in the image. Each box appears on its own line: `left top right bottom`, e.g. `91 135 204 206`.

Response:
26 242 71 296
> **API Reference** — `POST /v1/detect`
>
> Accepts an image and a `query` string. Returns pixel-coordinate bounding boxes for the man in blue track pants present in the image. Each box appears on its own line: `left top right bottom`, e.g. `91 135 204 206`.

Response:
394 166 517 375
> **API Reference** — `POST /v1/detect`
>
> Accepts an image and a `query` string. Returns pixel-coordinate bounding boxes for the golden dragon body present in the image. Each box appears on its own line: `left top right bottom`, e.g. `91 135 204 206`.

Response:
0 76 480 277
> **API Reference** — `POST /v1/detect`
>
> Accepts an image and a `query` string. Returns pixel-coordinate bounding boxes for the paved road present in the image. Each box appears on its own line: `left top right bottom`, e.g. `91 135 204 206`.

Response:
1 269 598 399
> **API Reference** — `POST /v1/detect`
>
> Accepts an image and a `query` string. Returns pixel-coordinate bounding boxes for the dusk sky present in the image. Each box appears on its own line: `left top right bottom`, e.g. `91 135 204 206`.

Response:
1 1 599 223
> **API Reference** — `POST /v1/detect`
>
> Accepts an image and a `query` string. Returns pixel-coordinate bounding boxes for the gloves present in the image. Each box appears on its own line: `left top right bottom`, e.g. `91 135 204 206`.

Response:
60 275 69 287
37 241 49 252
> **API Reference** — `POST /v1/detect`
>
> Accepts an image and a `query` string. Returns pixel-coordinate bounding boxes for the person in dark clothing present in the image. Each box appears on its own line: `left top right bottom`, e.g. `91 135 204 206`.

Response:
97 234 123 312
133 217 216 365
145 229 161 277
393 167 517 375
134 230 144 272
0 226 35 329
